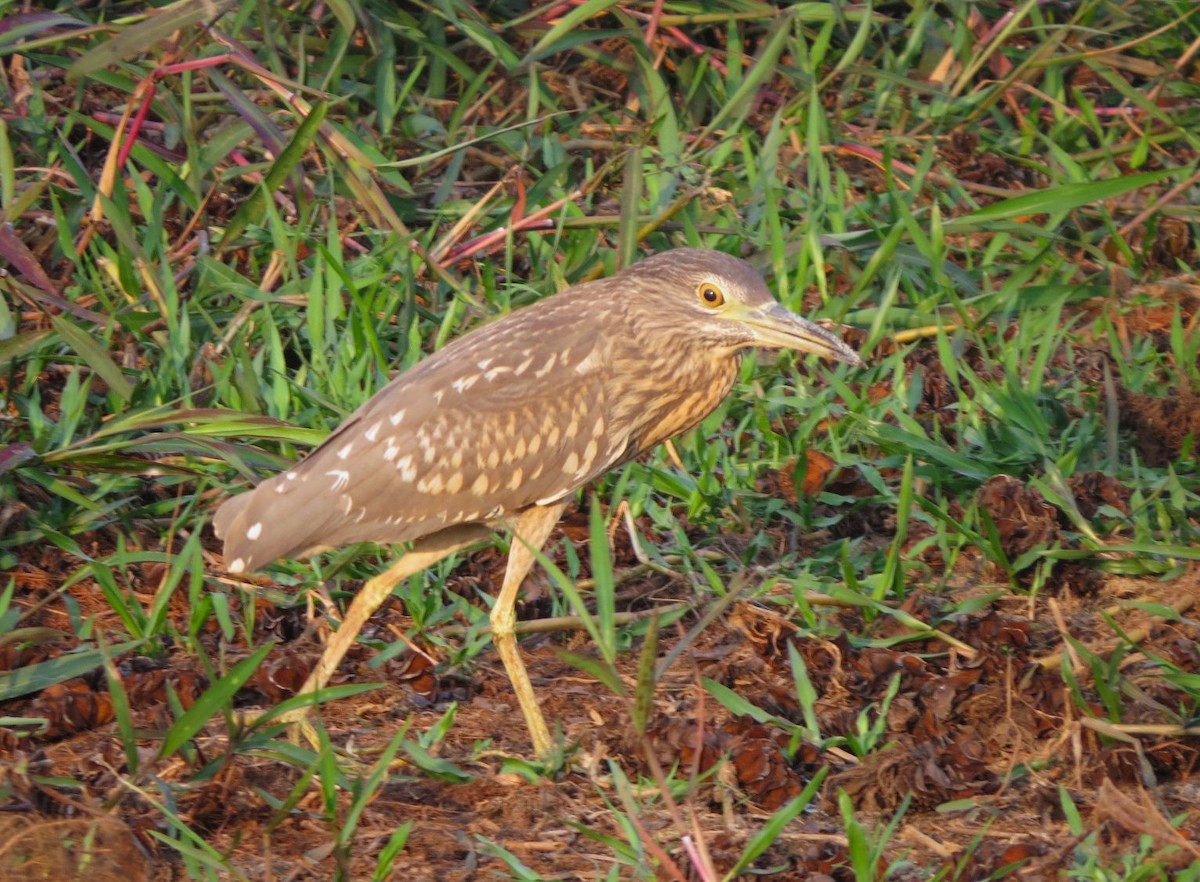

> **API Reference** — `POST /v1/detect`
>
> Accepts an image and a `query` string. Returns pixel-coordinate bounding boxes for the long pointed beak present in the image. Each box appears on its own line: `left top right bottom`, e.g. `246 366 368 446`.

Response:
736 303 864 367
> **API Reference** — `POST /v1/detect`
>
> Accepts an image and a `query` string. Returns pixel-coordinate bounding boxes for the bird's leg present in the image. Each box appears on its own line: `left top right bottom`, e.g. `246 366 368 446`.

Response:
277 524 491 727
492 503 566 758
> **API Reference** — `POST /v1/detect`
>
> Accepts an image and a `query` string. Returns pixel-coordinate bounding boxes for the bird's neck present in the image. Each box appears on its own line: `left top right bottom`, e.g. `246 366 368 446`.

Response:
625 346 741 454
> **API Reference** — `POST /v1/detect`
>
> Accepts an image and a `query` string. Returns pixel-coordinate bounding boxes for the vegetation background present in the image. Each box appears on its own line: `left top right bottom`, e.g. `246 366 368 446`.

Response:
1 0 1198 879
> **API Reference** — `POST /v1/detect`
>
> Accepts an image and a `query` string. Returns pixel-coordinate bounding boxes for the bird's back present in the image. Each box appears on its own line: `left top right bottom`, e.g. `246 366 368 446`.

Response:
215 284 638 572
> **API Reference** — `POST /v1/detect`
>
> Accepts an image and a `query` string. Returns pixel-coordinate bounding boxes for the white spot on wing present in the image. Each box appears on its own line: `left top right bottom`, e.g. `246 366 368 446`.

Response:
574 348 600 374
327 469 351 491
513 356 533 376
246 522 263 541
396 454 416 482
417 474 444 494
452 375 479 393
534 353 557 378
389 409 406 426
477 358 493 371
229 557 246 573
364 421 382 442
337 442 353 460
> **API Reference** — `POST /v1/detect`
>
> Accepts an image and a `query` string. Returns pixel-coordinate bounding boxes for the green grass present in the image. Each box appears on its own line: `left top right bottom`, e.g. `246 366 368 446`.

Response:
2 0 1200 879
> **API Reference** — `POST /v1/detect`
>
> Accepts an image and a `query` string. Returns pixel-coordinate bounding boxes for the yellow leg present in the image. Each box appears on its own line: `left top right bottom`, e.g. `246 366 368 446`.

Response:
491 503 566 758
278 524 491 726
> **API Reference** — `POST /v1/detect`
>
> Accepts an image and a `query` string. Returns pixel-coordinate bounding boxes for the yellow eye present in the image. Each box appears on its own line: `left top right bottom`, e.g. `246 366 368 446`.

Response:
697 283 725 308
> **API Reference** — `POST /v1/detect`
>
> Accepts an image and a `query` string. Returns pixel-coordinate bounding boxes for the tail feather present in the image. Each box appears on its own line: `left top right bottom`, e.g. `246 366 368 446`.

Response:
213 488 266 573
211 487 250 543
214 479 309 574
215 460 352 574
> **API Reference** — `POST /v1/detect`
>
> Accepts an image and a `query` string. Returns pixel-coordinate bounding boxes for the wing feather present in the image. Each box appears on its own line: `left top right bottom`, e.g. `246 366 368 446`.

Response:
216 290 635 571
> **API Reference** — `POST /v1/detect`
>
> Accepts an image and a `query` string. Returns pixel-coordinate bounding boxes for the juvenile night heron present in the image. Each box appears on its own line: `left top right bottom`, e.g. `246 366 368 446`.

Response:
215 247 862 756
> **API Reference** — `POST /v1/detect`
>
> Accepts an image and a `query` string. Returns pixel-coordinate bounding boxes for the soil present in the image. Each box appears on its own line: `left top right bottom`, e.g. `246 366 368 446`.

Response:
3 501 1199 880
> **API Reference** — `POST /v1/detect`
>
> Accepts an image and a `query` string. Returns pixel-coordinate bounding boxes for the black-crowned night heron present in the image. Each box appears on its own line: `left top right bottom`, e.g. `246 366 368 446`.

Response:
214 248 862 756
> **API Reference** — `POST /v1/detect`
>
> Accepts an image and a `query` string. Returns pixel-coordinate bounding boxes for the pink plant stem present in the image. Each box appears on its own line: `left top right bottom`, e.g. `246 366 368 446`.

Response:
116 82 157 168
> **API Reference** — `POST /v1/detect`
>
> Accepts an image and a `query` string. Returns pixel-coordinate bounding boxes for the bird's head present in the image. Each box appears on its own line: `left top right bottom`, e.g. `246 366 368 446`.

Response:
629 248 864 367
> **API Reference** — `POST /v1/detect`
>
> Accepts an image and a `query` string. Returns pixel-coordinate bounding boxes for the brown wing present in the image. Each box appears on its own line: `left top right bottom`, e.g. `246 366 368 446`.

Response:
215 290 636 573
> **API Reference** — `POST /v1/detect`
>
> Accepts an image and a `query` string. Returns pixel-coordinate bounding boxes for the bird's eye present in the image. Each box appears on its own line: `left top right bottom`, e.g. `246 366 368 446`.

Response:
697 283 725 308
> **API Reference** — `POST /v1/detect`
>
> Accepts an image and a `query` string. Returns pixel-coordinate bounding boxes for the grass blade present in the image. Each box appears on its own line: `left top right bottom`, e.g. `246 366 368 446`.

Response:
158 641 274 761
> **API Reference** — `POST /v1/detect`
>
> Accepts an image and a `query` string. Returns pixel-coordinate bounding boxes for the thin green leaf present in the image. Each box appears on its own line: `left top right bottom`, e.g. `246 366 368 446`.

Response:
158 641 274 761
49 314 135 402
945 169 1175 230
631 613 658 736
518 0 624 66
67 0 239 78
557 649 626 698
220 99 328 247
723 767 828 880
0 639 145 702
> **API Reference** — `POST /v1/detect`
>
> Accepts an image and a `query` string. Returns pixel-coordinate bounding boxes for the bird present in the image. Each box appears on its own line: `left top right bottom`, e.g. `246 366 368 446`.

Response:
214 247 863 757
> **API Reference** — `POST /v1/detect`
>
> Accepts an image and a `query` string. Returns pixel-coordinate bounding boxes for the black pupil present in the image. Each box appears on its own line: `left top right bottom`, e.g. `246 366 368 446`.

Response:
704 288 718 302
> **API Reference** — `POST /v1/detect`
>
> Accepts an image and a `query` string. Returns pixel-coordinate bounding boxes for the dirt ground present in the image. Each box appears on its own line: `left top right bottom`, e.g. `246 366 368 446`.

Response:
4 509 1200 880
